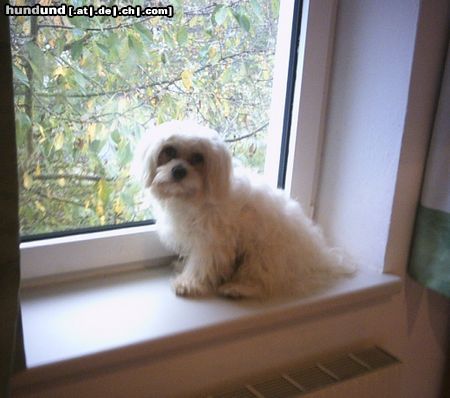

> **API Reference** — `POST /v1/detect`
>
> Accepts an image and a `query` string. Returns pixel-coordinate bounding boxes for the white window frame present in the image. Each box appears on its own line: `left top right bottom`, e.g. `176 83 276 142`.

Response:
20 0 338 284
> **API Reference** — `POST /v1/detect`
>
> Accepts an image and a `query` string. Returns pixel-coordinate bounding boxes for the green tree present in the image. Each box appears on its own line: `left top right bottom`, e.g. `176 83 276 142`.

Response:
10 0 280 236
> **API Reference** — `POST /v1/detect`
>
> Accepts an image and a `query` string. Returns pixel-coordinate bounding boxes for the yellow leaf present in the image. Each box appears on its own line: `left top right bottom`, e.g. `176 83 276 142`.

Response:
37 34 45 47
34 163 41 177
86 99 94 110
150 17 160 26
54 132 64 150
35 201 46 213
223 100 230 117
53 66 68 77
113 198 124 215
23 172 32 190
97 179 105 198
208 46 217 59
96 200 104 217
57 178 66 187
96 125 107 140
97 63 105 78
189 17 200 28
38 125 46 144
87 123 96 142
181 70 193 91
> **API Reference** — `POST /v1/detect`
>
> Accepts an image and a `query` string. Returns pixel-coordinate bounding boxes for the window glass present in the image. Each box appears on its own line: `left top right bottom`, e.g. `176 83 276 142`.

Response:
9 0 282 236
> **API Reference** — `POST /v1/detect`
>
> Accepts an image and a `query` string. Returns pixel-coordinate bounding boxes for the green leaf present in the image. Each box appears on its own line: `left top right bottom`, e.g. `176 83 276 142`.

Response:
15 111 31 147
271 0 280 17
111 130 121 144
135 23 153 44
199 45 210 59
128 34 144 58
96 42 110 56
235 12 251 32
73 71 88 90
163 30 175 48
89 139 102 153
213 5 228 25
128 35 134 50
251 0 263 20
221 67 232 83
25 42 46 75
70 17 88 29
176 26 188 46
106 32 120 59
117 142 133 166
70 39 84 60
13 65 29 86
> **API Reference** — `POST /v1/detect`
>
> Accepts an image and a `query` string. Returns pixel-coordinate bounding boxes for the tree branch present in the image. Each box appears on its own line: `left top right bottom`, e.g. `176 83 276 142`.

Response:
225 122 269 143
37 16 155 32
34 49 260 98
33 174 113 182
23 12 39 157
30 188 85 208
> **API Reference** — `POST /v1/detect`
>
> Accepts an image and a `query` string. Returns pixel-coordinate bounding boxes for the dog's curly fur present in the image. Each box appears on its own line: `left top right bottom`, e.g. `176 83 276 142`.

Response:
136 120 355 299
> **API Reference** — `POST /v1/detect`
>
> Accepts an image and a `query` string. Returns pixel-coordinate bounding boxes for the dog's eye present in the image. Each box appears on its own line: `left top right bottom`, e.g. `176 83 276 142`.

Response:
163 146 177 159
190 153 204 165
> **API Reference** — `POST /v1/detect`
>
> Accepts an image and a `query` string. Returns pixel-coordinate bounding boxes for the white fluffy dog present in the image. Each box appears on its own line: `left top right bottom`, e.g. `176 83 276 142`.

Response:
136 120 354 299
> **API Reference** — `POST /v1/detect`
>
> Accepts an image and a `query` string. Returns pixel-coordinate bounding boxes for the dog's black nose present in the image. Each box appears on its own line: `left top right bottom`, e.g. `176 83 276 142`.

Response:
172 164 187 181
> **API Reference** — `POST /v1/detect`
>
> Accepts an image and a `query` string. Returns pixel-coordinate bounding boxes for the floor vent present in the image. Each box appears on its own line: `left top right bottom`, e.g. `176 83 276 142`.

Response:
209 346 399 398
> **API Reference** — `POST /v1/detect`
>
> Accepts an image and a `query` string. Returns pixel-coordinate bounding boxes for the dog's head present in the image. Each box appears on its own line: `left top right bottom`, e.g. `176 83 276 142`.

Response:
135 120 232 203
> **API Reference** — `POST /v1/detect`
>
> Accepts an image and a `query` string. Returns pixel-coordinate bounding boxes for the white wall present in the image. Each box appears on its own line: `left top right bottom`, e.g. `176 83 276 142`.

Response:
315 0 421 271
315 0 450 396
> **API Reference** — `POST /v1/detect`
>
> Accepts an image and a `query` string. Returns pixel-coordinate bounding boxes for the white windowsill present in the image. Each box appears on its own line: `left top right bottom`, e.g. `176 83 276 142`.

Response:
14 266 401 390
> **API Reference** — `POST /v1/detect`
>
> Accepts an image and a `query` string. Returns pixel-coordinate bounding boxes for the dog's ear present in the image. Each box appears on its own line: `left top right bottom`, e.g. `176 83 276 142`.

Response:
131 131 159 188
204 138 232 201
141 144 158 188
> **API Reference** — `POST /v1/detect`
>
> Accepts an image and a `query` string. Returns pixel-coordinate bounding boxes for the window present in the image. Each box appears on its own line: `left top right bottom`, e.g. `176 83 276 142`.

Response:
14 0 337 282
11 0 286 238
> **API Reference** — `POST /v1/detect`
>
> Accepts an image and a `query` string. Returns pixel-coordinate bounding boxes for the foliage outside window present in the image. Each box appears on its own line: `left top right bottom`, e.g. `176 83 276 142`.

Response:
10 0 281 236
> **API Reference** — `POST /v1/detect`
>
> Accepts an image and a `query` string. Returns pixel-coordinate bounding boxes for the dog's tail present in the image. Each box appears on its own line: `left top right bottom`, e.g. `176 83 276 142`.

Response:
327 247 359 276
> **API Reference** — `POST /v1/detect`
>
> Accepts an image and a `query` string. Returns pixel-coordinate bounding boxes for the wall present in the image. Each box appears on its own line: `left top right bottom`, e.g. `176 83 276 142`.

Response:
316 0 450 397
316 0 420 271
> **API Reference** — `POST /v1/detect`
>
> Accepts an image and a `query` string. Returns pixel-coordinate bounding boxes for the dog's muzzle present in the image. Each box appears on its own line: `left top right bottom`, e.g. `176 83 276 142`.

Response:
172 164 187 181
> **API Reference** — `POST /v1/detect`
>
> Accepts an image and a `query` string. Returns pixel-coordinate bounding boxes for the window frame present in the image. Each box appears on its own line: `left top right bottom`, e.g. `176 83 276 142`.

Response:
19 0 339 284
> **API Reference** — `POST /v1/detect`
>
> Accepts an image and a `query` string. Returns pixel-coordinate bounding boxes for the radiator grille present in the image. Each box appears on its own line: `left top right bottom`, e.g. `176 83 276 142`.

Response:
210 346 399 398
319 355 367 380
253 377 303 398
213 387 256 398
287 366 335 391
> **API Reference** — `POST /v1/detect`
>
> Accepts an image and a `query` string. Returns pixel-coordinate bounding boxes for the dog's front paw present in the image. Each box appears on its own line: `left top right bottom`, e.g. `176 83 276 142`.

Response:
172 276 210 297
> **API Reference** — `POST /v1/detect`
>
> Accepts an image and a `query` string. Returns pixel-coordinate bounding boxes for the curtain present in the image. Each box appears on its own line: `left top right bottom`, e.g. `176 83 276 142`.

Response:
0 14 24 398
408 41 450 299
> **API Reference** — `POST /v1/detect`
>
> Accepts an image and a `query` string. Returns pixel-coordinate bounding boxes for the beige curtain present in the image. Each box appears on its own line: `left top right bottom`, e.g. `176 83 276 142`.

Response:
0 13 25 398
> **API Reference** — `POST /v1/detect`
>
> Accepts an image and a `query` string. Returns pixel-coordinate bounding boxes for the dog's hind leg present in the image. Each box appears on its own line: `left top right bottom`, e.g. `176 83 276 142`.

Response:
217 248 275 299
217 280 265 299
